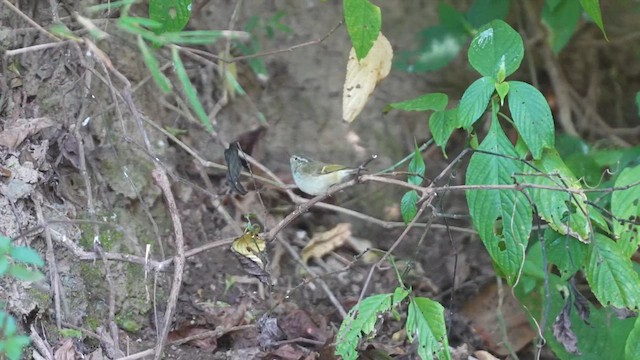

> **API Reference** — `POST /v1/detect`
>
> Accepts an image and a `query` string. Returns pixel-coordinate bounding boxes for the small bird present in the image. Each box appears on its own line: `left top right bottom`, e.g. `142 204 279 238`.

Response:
290 155 361 196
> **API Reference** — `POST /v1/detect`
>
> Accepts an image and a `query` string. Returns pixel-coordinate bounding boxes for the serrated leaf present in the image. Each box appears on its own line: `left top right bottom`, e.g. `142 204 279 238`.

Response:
406 297 451 360
393 287 409 306
408 145 425 186
171 47 214 133
542 0 582 53
343 0 382 60
578 0 608 40
521 149 593 243
386 93 448 113
586 234 640 309
149 0 192 34
137 36 172 93
611 164 640 258
9 246 44 266
545 228 588 280
458 76 494 128
518 243 637 360
8 264 44 282
466 100 531 285
401 190 419 224
507 81 555 159
335 293 393 360
429 108 458 152
468 20 523 80
626 317 640 360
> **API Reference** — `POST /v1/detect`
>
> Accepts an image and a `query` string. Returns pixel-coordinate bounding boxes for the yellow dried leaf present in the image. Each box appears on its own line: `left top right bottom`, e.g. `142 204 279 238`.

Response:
343 32 393 123
301 223 352 264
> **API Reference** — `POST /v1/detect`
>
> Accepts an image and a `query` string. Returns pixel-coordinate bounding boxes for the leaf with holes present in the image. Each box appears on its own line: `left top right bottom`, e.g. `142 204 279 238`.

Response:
149 0 192 34
611 164 640 258
518 149 593 243
466 99 531 285
585 234 640 309
406 297 451 360
335 293 394 360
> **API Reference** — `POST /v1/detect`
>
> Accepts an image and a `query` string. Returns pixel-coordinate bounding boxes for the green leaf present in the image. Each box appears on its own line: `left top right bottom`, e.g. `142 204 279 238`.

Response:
626 317 640 360
171 47 214 133
507 81 555 159
439 2 470 34
466 0 510 29
401 190 419 224
458 76 494 129
335 293 393 360
0 256 9 275
586 234 640 309
579 0 608 40
1 334 30 360
521 149 593 243
0 311 17 335
398 25 466 73
149 0 192 34
59 328 83 338
544 228 588 280
408 145 425 186
86 0 136 13
392 287 409 306
8 264 44 282
468 20 523 80
494 81 509 105
137 36 172 93
466 101 532 285
9 246 44 266
542 0 582 53
518 243 637 360
385 93 448 113
343 0 381 60
406 297 451 360
636 91 640 117
429 108 458 151
611 164 640 258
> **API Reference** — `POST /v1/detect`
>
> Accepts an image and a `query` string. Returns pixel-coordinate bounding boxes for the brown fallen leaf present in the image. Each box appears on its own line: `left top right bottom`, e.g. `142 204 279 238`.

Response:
54 338 79 360
474 350 500 360
343 33 393 123
301 223 351 264
0 117 55 149
461 282 536 355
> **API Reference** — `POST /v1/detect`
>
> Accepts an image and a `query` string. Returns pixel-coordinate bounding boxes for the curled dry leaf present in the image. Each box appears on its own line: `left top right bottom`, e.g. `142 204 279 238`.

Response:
301 223 352 264
343 33 393 123
552 302 580 354
0 117 55 149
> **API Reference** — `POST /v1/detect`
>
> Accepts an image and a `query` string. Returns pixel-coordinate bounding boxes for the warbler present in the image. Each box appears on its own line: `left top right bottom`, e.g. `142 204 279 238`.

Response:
290 155 361 195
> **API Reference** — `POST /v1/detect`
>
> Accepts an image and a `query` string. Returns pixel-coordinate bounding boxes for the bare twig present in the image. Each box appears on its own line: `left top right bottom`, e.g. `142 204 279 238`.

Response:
1 0 61 42
151 168 186 360
32 194 62 330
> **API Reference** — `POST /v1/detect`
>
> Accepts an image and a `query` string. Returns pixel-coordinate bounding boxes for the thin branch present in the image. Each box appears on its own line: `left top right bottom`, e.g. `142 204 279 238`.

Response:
151 168 186 360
